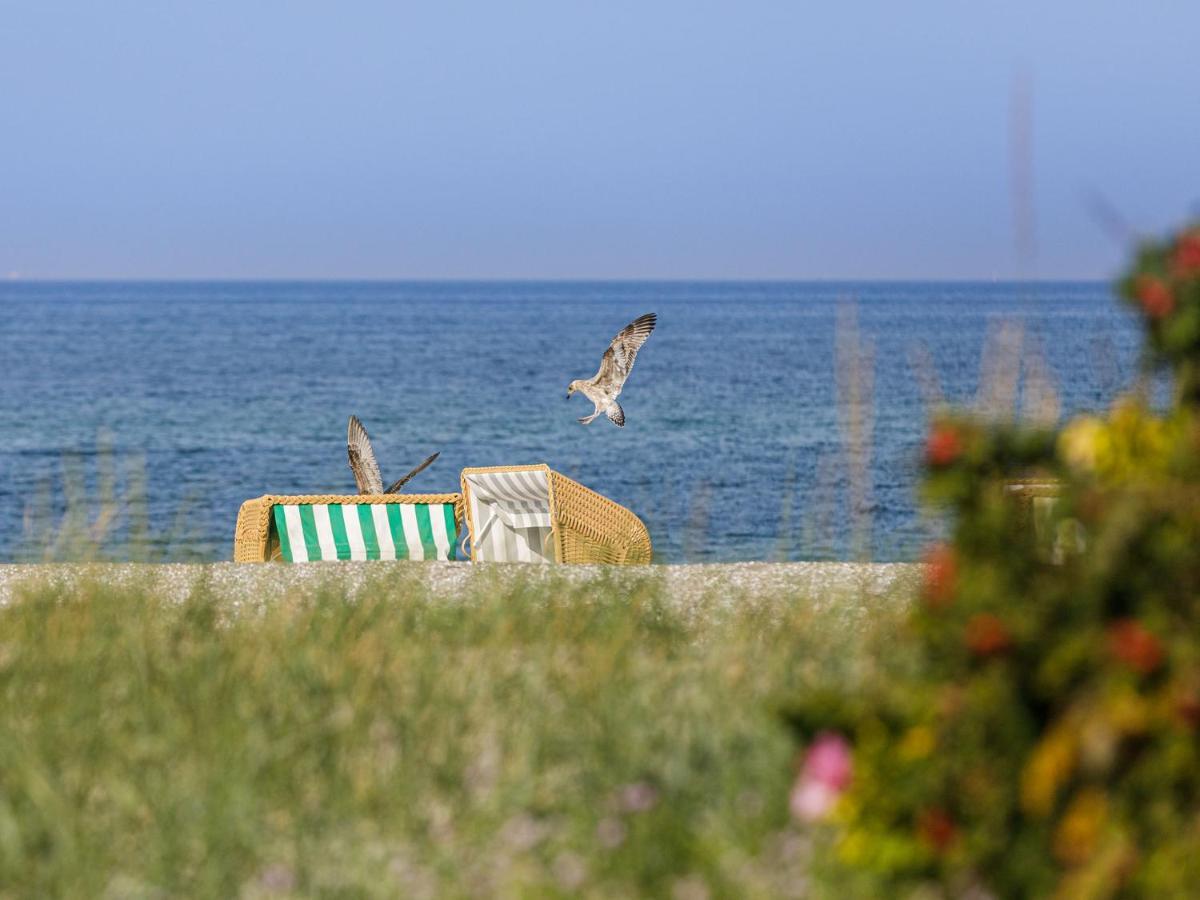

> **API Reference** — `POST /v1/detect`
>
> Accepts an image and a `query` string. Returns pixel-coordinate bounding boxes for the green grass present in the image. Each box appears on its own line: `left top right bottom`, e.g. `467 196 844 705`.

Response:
0 569 910 898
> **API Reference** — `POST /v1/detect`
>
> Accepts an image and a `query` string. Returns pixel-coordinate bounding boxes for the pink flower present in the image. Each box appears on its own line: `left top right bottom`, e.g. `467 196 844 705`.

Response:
617 781 660 813
790 731 853 822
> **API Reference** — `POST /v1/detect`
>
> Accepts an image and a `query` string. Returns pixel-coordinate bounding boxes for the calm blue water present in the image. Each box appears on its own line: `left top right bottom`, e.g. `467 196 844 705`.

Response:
0 282 1143 562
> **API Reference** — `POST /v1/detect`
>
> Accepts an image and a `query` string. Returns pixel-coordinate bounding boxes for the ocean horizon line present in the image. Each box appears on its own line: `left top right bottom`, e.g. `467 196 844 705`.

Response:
1 276 1110 287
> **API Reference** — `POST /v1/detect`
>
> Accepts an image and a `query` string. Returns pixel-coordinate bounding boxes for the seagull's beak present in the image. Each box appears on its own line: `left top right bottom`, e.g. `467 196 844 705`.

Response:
565 392 570 400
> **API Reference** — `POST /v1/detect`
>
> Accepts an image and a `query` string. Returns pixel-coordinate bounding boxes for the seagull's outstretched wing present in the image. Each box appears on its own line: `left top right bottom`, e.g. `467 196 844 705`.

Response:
385 452 440 494
347 415 384 495
595 312 656 389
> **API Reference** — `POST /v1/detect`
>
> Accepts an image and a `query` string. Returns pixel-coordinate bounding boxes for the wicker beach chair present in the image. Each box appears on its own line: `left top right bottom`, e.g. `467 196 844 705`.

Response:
1004 479 1062 535
233 493 463 562
1004 478 1086 561
459 465 651 564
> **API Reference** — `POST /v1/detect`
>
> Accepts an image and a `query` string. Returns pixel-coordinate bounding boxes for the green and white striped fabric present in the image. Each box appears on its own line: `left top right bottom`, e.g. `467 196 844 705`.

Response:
272 502 458 562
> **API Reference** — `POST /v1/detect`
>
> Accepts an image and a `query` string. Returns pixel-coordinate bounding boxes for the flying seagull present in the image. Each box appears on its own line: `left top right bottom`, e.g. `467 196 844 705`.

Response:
347 415 440 494
566 312 657 427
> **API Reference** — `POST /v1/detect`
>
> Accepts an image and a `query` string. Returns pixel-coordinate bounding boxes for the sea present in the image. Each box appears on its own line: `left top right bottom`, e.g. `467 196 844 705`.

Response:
0 281 1147 563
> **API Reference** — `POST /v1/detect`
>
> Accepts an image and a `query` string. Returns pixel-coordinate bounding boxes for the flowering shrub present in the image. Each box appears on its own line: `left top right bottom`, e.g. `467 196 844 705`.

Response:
1122 224 1200 403
789 222 1200 898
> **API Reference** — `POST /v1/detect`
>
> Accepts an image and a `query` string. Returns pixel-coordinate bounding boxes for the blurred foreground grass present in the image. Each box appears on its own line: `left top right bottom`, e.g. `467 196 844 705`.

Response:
0 568 911 898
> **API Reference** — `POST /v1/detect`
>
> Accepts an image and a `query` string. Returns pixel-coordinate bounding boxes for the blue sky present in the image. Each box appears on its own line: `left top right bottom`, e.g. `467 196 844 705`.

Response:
1 1 1197 279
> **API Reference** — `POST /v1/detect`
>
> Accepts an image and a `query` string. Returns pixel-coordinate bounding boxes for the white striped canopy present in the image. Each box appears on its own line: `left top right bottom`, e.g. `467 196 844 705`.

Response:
272 502 457 562
462 469 555 563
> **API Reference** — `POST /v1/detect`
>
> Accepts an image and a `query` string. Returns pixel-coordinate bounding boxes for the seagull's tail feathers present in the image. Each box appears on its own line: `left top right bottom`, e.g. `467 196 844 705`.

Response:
606 402 625 427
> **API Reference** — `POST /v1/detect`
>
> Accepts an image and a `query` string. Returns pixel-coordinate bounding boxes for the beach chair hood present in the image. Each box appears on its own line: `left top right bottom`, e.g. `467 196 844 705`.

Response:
461 467 557 562
460 465 652 565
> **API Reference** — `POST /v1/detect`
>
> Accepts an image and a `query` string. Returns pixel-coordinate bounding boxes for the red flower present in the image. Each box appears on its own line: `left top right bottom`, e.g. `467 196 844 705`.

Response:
1135 276 1175 319
966 613 1012 657
925 424 963 467
1175 692 1200 730
1107 619 1164 674
1172 229 1200 278
917 807 958 853
922 544 957 608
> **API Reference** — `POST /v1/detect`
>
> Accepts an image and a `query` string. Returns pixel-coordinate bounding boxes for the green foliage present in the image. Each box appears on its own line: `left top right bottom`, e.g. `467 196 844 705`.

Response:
0 567 910 898
790 222 1200 898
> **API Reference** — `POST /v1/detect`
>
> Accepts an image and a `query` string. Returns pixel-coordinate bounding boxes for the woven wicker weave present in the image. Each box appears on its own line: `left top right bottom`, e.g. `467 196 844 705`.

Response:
1004 479 1062 501
460 465 652 565
232 493 464 562
1004 478 1064 544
